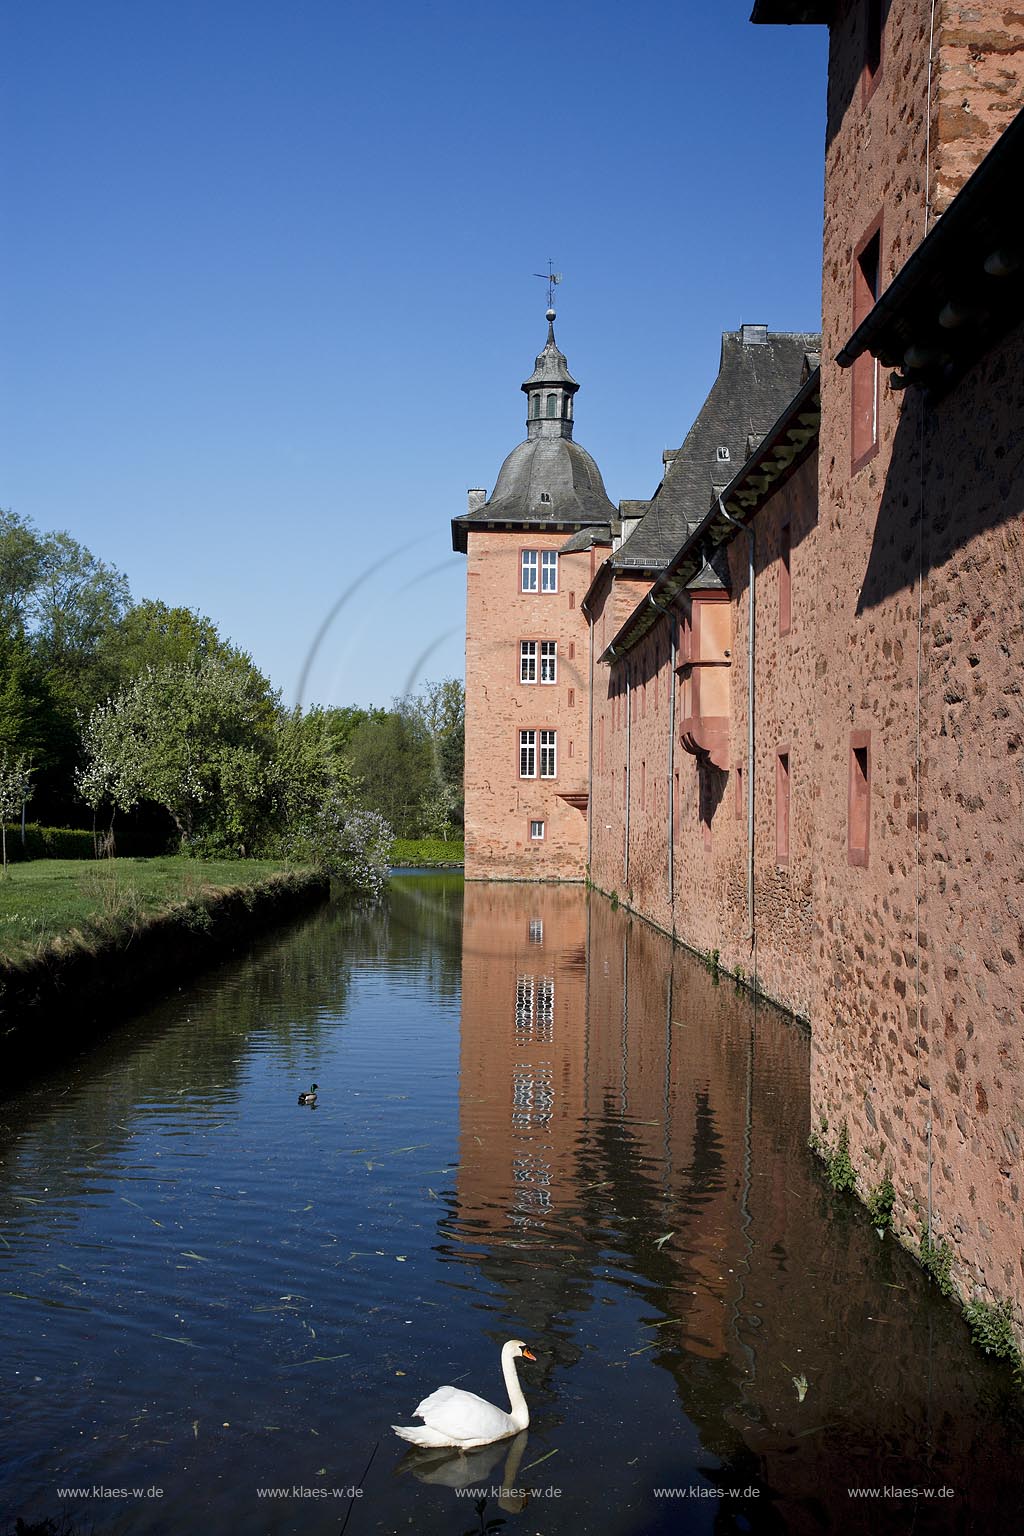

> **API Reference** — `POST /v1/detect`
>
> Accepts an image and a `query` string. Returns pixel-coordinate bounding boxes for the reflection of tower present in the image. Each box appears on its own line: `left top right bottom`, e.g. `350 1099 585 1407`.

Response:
452 306 616 880
458 883 590 1235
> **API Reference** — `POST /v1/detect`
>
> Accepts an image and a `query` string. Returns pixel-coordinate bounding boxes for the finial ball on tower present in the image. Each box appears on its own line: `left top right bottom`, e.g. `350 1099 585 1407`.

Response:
546 308 556 322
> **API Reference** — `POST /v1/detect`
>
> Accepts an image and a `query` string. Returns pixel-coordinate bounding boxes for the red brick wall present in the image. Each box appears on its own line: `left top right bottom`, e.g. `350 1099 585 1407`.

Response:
589 455 820 1026
586 570 655 892
463 529 593 880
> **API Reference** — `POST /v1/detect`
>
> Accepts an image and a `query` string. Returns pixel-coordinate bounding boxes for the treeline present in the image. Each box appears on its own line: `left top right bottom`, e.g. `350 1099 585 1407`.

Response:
0 509 463 879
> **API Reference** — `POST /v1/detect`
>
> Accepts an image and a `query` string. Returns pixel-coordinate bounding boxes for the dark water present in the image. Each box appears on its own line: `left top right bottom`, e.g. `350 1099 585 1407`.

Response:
1 874 1020 1536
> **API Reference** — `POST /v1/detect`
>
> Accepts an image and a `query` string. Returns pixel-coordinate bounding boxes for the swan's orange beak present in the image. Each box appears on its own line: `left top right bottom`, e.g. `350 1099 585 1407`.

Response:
521 1348 536 1361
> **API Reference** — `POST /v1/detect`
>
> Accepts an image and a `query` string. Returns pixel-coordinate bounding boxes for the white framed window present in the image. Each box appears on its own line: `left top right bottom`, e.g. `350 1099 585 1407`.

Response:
536 976 554 1022
520 731 536 778
541 550 558 592
521 550 538 592
520 640 537 683
528 918 544 943
530 819 545 841
540 641 557 683
540 730 557 778
515 974 534 1026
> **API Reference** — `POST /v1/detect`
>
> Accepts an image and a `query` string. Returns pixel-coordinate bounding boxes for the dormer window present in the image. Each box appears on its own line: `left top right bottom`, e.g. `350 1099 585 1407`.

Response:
716 446 730 463
546 394 558 418
539 492 551 504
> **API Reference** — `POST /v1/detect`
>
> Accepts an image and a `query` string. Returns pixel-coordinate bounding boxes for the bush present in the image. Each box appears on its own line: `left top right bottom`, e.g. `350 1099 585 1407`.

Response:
2 824 96 861
390 838 464 866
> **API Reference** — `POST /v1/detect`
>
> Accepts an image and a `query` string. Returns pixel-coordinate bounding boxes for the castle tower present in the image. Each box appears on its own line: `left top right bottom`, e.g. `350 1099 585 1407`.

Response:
453 308 616 880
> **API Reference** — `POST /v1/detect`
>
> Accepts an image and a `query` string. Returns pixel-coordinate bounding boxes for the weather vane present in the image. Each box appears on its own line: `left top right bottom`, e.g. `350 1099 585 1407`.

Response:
533 259 563 310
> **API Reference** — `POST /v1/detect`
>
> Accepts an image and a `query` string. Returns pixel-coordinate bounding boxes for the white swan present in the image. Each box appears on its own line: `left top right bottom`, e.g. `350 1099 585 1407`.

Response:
392 1340 536 1449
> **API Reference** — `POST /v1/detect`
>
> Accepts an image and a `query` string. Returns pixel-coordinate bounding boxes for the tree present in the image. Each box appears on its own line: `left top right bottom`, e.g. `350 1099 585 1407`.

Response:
31 529 131 706
347 706 435 838
0 509 46 639
407 678 465 835
77 658 280 852
95 599 256 695
0 751 33 875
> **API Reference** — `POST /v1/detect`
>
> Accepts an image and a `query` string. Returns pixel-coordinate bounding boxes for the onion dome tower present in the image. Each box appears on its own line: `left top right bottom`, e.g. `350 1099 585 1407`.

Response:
452 307 617 551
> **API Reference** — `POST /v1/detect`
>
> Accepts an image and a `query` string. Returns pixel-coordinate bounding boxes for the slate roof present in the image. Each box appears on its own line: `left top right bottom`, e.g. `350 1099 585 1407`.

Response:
522 319 579 390
600 366 821 661
611 327 820 572
452 437 617 552
558 525 613 554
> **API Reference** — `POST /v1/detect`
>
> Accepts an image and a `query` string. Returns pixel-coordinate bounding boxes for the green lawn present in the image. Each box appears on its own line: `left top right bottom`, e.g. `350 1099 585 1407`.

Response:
0 856 297 966
390 838 464 866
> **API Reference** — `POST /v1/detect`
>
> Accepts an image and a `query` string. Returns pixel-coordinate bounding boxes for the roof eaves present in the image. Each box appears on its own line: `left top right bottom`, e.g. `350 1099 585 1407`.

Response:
750 1 832 21
836 109 1024 395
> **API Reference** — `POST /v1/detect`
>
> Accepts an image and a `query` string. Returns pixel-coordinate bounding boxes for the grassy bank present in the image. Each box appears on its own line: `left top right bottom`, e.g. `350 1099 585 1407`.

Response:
0 859 330 1082
390 838 464 867
0 856 297 968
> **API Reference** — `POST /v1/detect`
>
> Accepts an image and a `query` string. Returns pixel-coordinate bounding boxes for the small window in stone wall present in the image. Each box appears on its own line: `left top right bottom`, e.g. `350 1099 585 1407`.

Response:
735 762 743 819
530 820 545 841
863 0 890 98
849 732 871 866
779 521 792 636
852 224 882 468
776 750 790 864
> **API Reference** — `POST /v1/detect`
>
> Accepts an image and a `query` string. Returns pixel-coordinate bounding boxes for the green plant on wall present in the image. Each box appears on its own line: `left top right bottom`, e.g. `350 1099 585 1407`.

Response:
808 1119 857 1194
866 1173 895 1235
920 1226 955 1298
962 1297 1022 1368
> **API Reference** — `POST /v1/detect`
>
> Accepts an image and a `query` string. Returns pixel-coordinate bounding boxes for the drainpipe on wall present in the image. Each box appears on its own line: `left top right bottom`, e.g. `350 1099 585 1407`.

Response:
718 499 756 956
587 610 595 876
646 590 676 912
668 613 676 912
624 662 631 887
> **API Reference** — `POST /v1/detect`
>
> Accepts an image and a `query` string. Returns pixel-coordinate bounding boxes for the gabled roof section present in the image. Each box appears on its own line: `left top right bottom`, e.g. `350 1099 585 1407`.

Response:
600 367 820 663
837 107 1024 396
611 327 820 574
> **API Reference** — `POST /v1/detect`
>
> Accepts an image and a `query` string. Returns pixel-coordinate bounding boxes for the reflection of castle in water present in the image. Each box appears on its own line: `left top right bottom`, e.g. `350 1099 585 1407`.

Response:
449 882 1023 1517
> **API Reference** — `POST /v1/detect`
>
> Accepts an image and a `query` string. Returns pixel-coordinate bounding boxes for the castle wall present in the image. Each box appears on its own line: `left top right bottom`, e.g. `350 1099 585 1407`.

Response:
812 0 1024 1315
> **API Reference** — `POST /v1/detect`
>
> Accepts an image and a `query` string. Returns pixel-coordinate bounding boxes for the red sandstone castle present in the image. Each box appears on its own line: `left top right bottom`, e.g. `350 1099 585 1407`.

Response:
454 1 1024 1340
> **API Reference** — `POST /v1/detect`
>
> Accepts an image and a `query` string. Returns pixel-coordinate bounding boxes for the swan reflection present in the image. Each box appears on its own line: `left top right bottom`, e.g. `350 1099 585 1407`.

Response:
396 1428 530 1512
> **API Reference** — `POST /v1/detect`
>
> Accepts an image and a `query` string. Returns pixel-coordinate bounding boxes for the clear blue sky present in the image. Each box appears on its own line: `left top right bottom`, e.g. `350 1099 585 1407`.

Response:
2 2 827 710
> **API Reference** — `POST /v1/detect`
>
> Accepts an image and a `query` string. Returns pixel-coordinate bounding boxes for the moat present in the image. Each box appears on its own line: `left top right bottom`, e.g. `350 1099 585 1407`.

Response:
1 872 1020 1534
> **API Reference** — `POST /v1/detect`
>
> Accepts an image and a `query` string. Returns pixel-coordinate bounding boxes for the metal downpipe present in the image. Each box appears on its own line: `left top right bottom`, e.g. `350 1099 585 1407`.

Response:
718 499 756 953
